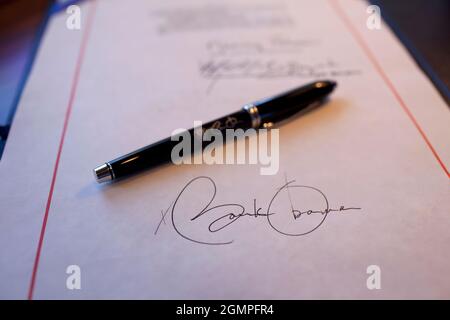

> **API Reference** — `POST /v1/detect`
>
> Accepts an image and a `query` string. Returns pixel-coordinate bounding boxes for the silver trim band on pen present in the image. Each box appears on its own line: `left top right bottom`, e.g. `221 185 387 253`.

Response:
243 103 261 129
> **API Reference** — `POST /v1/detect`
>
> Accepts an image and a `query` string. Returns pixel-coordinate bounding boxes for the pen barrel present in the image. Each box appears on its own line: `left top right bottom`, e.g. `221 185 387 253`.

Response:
95 80 336 182
107 110 252 179
255 81 335 124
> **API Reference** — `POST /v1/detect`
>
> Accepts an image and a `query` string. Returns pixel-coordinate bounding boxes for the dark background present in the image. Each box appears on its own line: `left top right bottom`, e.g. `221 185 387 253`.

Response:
0 0 448 157
371 0 450 102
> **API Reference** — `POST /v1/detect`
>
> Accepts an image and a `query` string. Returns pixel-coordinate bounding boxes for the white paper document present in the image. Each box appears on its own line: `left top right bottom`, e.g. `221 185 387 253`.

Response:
0 0 449 299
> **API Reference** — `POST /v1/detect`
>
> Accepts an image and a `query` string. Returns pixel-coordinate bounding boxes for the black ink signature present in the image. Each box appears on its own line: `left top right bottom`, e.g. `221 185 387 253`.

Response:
200 58 361 93
155 176 362 245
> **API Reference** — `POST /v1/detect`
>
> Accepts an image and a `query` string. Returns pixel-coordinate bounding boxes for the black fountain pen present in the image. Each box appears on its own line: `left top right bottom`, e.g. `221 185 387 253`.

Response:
94 80 337 183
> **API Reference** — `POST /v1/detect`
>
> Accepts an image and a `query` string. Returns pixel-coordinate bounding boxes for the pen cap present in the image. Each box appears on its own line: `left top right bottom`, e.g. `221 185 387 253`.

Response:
254 80 336 125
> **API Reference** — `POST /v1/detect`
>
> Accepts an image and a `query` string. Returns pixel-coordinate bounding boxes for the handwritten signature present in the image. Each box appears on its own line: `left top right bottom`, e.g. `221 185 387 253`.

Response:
200 58 361 93
155 176 361 245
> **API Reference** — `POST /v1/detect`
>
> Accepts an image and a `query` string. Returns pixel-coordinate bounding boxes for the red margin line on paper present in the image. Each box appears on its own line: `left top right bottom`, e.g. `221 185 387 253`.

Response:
329 0 449 179
27 1 97 300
